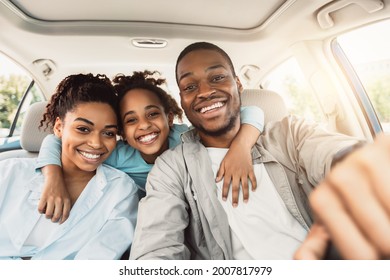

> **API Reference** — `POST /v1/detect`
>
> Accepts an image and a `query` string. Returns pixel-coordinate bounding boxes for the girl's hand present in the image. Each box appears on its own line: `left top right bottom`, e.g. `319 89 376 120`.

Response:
38 165 71 224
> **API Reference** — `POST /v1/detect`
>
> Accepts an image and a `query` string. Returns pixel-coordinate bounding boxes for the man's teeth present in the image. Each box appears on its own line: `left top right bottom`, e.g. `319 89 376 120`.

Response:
200 102 224 113
138 133 158 143
79 151 101 159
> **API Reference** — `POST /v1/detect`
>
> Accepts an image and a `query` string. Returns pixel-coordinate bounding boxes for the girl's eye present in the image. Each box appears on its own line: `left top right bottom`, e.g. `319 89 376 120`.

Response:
125 118 136 124
148 111 160 118
103 131 116 137
76 127 90 133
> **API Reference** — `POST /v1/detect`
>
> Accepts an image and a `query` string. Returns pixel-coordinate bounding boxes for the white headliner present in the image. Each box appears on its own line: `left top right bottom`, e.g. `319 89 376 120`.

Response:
10 0 288 29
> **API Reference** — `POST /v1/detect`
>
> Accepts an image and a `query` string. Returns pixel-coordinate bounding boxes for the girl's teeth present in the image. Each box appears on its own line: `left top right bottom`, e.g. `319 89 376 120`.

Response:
138 133 158 143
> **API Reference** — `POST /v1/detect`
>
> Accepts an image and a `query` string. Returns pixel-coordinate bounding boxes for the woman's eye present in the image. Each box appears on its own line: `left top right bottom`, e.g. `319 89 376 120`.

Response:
76 127 90 133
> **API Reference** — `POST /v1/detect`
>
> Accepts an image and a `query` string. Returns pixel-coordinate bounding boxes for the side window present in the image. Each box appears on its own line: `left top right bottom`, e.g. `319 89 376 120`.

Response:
0 53 45 150
261 58 323 123
335 20 390 134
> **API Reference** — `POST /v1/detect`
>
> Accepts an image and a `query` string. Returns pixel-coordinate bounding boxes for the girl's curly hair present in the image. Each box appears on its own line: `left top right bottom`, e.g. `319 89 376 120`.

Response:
112 70 183 124
40 73 118 131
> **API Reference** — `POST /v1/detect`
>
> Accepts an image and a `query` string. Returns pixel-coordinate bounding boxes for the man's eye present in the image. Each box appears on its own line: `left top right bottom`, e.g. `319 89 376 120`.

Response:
212 75 225 82
183 84 197 92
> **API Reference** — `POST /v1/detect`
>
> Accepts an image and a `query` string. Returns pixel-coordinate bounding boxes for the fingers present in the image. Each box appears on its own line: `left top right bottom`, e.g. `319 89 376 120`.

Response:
60 199 71 224
294 223 330 260
310 182 380 259
220 172 257 206
230 176 241 207
215 164 224 183
44 200 55 220
222 175 231 202
38 197 71 224
249 170 257 191
241 176 249 203
37 198 47 214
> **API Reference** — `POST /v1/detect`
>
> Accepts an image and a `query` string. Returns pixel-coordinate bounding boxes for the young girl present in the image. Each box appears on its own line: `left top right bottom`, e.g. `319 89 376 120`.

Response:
37 70 264 223
0 74 138 259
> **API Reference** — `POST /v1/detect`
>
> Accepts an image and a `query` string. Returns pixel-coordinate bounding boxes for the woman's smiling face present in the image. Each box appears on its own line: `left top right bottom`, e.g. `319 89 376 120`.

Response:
120 88 173 164
54 102 118 173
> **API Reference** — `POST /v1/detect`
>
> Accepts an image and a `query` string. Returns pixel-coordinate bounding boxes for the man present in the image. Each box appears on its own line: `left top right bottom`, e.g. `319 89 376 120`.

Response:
130 41 386 260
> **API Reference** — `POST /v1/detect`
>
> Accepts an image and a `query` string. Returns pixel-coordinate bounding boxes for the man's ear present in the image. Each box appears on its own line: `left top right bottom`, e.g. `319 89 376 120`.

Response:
235 76 243 95
53 117 63 138
167 112 174 127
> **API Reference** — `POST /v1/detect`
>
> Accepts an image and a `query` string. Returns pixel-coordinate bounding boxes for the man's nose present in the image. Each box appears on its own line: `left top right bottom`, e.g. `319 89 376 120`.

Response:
197 81 216 99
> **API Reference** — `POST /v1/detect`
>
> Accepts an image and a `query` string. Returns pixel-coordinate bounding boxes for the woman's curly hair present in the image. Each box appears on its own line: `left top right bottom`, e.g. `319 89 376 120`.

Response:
40 73 118 131
112 70 183 124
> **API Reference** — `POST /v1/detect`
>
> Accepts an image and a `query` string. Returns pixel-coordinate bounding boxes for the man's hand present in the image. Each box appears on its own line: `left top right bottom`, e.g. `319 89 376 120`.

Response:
295 134 390 259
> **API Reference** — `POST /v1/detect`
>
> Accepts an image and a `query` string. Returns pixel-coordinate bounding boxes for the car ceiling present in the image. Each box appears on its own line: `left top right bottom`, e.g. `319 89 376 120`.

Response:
1 0 389 97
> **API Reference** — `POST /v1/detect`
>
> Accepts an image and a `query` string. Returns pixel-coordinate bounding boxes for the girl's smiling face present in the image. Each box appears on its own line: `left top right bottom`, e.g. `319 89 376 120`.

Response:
120 88 173 164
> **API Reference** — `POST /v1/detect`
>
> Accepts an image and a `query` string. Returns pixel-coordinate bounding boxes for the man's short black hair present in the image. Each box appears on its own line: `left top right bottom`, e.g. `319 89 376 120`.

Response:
175 42 236 84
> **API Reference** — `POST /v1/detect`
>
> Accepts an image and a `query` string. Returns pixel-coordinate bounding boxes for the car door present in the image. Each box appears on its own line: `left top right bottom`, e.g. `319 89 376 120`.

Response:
0 53 46 152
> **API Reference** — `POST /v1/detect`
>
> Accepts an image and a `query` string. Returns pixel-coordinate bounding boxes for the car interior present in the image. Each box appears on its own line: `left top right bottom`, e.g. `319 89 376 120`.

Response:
1 0 390 158
1 0 390 267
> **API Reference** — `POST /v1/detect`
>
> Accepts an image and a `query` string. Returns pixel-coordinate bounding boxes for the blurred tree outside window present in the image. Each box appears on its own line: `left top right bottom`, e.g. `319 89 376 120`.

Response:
261 57 323 123
337 20 390 133
0 54 44 139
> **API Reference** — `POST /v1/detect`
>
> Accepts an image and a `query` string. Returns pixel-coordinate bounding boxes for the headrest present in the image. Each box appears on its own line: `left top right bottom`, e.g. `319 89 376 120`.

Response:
241 89 288 124
20 101 50 152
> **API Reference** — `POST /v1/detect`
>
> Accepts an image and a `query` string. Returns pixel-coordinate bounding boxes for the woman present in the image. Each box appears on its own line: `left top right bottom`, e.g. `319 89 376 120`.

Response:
0 74 138 259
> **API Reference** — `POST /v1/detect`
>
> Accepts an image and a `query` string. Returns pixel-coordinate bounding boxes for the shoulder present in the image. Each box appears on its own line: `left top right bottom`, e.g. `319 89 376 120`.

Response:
172 123 189 133
101 164 138 193
0 157 36 171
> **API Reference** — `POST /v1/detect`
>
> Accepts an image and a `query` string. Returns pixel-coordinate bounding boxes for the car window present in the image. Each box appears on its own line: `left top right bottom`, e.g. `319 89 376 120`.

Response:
335 20 390 134
0 53 45 151
261 57 324 123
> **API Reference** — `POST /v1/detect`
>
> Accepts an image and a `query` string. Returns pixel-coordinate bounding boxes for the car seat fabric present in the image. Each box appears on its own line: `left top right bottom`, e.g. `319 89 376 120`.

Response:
0 101 49 160
241 89 288 125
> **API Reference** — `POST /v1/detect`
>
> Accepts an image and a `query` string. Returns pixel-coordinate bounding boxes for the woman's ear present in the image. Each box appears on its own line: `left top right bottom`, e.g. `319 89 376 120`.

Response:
53 117 63 138
167 112 174 127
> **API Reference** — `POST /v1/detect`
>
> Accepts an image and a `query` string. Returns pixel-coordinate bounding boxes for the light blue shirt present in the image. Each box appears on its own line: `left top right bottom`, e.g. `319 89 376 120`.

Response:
0 158 138 260
36 106 264 196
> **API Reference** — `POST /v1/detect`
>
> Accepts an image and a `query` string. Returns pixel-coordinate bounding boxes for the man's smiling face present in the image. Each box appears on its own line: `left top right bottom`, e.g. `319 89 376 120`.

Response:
177 49 242 137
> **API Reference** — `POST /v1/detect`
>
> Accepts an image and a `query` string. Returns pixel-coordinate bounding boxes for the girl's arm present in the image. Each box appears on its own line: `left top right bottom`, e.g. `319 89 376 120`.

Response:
36 134 70 223
216 106 264 206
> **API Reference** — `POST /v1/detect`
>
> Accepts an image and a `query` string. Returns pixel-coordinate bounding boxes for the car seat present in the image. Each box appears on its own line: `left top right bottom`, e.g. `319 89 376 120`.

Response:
0 101 49 160
241 88 288 125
